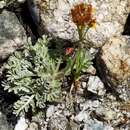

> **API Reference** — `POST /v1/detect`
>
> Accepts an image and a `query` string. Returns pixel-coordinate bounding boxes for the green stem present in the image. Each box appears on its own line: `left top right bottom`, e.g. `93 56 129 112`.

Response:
77 25 90 49
77 25 84 48
82 26 90 40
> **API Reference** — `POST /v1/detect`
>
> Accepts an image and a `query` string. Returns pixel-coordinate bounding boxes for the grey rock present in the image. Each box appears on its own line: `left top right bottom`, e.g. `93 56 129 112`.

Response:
80 100 100 111
0 112 13 130
0 10 27 61
83 119 114 130
17 0 26 3
117 85 130 101
86 65 96 75
46 105 55 118
81 82 87 89
75 100 100 122
14 117 28 130
48 114 69 130
0 1 6 9
96 36 130 87
74 111 90 122
67 120 80 130
97 108 117 121
0 0 20 8
87 76 106 96
27 122 39 130
89 48 98 59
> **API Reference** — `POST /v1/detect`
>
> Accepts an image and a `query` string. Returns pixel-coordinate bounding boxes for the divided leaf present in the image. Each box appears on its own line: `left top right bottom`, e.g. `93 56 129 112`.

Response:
2 35 61 115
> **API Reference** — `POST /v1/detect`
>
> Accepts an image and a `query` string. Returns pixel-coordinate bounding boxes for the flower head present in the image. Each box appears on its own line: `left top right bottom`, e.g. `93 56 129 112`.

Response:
65 47 74 56
71 3 96 27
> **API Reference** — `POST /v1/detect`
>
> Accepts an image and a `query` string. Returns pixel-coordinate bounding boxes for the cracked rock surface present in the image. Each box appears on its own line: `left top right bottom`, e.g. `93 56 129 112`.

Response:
0 10 27 61
96 35 130 87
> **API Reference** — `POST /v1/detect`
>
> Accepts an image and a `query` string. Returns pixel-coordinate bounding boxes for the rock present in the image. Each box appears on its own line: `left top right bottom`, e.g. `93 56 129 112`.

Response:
17 0 26 3
86 65 96 75
78 100 100 122
37 0 129 47
80 100 100 111
74 111 90 122
0 0 20 8
81 82 87 89
14 117 28 130
48 114 69 130
0 1 6 9
27 122 39 130
83 119 114 130
116 85 130 101
87 76 105 96
67 120 80 130
0 112 13 130
89 48 98 59
46 105 55 118
0 10 27 61
96 36 130 87
101 109 117 121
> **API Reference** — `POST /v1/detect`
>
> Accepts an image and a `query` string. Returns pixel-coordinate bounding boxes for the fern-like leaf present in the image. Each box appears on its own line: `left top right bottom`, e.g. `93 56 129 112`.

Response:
13 95 35 115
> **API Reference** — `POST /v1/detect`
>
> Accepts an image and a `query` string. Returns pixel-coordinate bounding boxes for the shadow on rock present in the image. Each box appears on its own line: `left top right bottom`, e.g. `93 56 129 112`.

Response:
122 13 130 36
0 70 18 127
93 52 122 101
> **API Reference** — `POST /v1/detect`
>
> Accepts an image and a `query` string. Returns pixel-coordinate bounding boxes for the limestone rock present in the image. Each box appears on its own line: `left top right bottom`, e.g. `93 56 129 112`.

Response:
0 10 27 61
83 119 114 130
96 36 130 86
0 1 6 9
86 65 96 75
46 105 55 118
0 112 13 130
87 76 105 96
27 122 39 130
37 0 129 47
17 0 26 3
48 114 69 130
0 0 20 8
14 117 28 130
